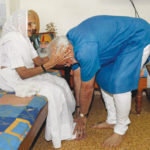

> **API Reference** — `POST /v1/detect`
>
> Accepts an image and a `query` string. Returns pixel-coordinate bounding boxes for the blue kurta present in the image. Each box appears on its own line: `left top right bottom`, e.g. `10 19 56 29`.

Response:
67 15 150 94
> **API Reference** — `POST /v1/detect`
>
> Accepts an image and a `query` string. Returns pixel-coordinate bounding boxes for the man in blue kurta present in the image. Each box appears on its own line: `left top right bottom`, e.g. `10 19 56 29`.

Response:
51 15 150 147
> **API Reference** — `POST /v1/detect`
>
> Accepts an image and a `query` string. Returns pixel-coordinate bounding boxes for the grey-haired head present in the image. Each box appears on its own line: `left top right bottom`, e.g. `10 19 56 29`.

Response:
46 36 69 58
45 35 77 67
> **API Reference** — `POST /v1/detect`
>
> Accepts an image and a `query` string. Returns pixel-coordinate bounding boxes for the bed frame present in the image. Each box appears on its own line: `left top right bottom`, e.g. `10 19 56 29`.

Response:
18 102 48 150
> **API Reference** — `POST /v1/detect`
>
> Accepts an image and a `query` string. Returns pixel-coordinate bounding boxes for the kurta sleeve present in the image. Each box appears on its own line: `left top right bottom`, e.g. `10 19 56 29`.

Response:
76 42 100 81
7 40 26 69
29 42 38 59
2 32 37 69
71 63 80 70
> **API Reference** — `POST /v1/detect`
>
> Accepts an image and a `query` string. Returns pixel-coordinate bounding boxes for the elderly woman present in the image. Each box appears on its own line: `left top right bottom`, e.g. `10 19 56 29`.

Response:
0 9 76 148
51 16 150 148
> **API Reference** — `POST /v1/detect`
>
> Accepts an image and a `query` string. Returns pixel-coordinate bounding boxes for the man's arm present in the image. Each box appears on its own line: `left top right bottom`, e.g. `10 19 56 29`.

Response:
73 69 95 139
73 68 81 108
73 67 95 114
79 76 95 115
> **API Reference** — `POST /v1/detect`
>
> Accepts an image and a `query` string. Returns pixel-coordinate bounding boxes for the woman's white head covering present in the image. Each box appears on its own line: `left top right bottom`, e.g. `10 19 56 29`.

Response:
2 9 28 38
0 9 38 68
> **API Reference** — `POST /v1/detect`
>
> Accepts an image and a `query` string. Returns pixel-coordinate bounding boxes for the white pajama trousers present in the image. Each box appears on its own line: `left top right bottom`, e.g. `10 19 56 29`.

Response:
101 44 150 135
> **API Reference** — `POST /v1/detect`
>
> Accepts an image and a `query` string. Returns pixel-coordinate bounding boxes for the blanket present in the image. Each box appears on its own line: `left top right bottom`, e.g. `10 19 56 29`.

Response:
0 90 47 150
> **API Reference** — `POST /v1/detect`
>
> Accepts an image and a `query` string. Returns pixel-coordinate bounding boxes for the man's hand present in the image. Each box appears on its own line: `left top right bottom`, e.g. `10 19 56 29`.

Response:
74 105 80 118
73 116 87 140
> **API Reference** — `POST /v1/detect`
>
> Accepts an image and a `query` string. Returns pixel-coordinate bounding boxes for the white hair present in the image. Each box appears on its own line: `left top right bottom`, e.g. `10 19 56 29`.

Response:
45 36 69 58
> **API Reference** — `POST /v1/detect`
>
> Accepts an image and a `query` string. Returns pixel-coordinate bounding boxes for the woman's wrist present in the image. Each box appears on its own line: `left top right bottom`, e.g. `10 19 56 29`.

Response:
41 64 47 72
43 62 53 71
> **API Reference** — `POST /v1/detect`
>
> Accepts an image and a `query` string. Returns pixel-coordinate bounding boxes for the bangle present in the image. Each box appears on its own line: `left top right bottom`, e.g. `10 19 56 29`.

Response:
75 105 80 109
41 64 46 72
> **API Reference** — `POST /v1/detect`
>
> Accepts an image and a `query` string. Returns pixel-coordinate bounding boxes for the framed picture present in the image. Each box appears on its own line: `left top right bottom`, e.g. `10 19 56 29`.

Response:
30 32 56 57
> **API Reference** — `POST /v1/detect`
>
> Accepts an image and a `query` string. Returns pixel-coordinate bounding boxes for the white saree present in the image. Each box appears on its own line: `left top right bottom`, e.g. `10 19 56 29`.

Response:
0 10 75 148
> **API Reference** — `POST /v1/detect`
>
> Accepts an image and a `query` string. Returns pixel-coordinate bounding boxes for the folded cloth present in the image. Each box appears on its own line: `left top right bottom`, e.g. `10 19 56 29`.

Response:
14 81 40 97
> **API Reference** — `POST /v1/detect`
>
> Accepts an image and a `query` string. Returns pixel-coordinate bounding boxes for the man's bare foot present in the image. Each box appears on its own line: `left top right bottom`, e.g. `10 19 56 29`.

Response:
92 121 115 129
102 133 124 148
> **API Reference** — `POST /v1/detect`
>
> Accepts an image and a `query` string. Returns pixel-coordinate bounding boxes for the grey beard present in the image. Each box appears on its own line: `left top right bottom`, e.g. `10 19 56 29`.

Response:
37 48 49 58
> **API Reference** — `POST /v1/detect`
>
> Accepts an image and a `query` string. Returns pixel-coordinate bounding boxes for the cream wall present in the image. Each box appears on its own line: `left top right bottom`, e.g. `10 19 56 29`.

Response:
0 0 10 36
9 0 20 14
6 0 150 35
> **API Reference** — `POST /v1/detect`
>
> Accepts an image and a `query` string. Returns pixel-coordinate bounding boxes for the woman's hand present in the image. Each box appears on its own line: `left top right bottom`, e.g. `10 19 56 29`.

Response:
56 46 72 64
46 46 72 69
73 116 87 140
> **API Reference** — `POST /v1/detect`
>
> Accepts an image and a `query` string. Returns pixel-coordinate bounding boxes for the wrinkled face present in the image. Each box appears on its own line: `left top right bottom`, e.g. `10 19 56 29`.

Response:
28 13 36 37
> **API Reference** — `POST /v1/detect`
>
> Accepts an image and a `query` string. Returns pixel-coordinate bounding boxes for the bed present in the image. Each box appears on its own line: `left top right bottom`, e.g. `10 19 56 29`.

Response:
0 89 48 150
